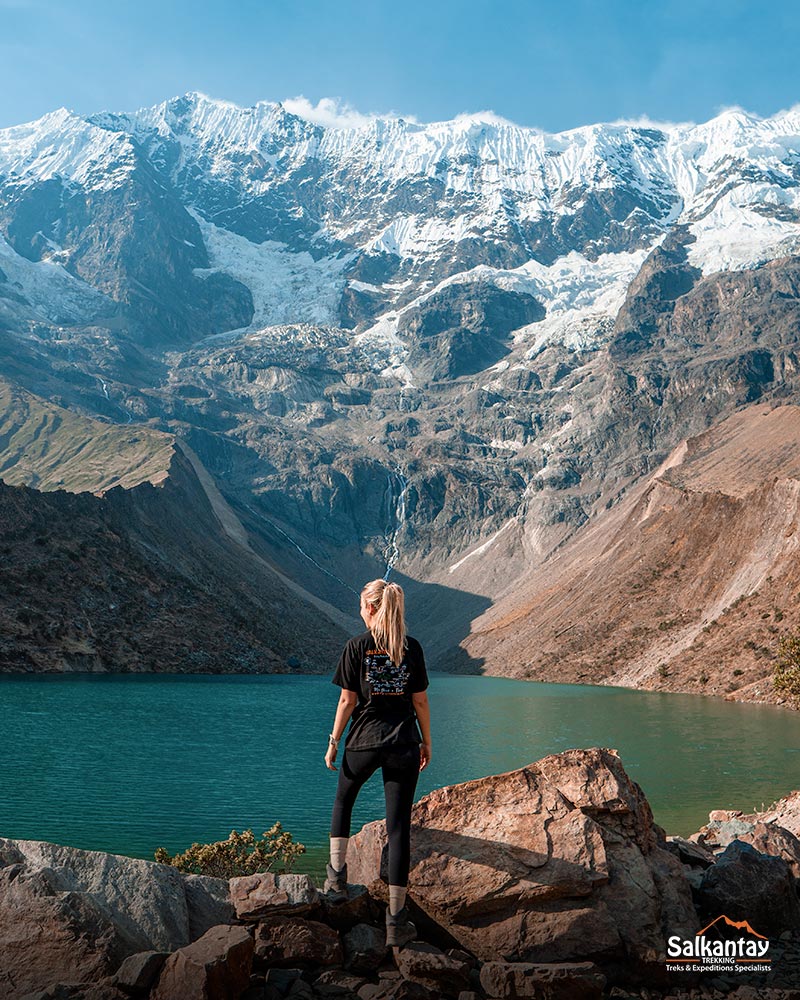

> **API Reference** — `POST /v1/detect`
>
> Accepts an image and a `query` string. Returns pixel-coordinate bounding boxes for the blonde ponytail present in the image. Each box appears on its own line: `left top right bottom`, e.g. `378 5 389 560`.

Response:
362 579 407 667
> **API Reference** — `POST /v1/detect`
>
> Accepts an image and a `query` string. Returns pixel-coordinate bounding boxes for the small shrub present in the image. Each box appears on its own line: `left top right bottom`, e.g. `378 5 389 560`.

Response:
658 663 670 679
154 823 305 879
773 633 800 702
699 670 709 686
733 668 744 677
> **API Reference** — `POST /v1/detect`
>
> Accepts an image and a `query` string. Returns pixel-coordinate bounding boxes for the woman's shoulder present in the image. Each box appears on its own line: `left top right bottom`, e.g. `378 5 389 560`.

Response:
405 634 424 654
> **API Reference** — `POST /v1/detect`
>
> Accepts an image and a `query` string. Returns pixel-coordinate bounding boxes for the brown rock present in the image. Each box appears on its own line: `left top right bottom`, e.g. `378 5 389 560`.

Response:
393 942 471 994
734 821 800 877
111 950 170 992
254 917 342 967
743 790 800 838
709 810 743 822
321 884 378 930
150 924 254 1000
347 748 697 983
229 873 319 921
479 960 606 999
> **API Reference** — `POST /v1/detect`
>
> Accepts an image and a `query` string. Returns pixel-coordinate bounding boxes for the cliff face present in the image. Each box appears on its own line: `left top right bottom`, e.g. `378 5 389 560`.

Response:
461 403 800 705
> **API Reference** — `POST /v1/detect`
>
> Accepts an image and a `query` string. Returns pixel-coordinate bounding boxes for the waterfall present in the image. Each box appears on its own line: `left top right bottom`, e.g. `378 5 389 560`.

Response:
383 466 409 580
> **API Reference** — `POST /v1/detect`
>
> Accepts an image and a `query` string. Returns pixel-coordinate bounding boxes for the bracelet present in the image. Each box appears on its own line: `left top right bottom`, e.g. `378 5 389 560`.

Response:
328 734 340 747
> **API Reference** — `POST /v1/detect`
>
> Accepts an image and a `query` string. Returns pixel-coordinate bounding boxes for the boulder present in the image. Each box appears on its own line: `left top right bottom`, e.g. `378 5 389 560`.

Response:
343 923 387 973
150 924 253 1000
229 872 320 920
664 836 716 868
734 822 800 878
347 748 697 984
0 838 216 999
254 917 342 967
479 960 606 999
696 840 800 936
111 950 170 993
392 942 471 994
184 874 237 938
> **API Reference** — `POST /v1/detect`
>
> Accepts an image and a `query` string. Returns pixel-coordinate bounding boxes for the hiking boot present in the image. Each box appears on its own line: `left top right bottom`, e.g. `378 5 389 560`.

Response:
385 904 417 948
323 862 348 901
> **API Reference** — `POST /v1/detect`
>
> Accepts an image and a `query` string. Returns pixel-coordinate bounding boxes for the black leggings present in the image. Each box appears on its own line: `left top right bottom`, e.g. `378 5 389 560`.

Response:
331 743 421 886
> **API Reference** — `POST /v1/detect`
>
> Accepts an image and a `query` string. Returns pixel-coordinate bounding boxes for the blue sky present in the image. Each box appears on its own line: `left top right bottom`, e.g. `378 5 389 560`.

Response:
1 0 799 131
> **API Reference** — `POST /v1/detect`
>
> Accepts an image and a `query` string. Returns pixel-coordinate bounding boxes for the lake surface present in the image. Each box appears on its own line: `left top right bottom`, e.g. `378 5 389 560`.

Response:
1 673 798 878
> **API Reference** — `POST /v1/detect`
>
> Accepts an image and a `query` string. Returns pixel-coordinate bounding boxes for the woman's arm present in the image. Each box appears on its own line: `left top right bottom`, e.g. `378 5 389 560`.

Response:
412 690 432 771
325 689 358 770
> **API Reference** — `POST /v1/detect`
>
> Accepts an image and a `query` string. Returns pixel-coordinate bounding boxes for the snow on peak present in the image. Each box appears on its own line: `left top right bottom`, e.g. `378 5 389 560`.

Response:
0 106 135 190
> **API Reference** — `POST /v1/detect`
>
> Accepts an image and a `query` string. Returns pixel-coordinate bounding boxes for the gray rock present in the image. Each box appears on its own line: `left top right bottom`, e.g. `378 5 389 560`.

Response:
665 836 716 868
184 873 236 938
0 837 201 999
343 923 387 973
264 967 305 992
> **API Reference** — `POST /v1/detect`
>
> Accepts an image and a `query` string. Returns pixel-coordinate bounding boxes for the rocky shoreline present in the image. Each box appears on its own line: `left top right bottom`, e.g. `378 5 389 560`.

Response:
2 748 799 1000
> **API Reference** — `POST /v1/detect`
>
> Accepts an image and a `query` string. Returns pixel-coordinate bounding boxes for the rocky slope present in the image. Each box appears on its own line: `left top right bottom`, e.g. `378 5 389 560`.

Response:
0 383 349 672
460 402 800 705
2 95 800 687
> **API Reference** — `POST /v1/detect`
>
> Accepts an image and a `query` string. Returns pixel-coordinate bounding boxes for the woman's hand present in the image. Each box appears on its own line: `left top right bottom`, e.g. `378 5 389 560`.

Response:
419 743 432 771
325 743 338 771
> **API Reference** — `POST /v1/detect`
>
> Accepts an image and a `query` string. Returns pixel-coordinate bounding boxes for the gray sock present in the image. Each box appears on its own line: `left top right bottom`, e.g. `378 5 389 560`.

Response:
388 884 407 916
330 836 348 871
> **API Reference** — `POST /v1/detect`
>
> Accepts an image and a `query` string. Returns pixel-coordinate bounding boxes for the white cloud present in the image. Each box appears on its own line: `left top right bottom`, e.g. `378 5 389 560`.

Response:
283 97 374 129
282 96 418 129
450 110 524 128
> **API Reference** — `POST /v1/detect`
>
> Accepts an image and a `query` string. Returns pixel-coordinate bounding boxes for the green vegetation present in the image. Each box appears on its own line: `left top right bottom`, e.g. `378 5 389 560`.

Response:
154 823 305 879
773 633 800 703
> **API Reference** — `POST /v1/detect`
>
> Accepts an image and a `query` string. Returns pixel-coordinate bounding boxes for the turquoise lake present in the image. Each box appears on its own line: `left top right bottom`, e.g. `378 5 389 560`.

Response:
1 672 798 878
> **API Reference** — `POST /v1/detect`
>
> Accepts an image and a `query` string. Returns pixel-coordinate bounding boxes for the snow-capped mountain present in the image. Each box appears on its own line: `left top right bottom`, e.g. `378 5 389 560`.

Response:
2 93 800 357
2 92 800 663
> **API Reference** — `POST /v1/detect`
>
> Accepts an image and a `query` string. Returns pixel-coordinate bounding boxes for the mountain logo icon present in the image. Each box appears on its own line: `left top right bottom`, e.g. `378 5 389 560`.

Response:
696 914 768 940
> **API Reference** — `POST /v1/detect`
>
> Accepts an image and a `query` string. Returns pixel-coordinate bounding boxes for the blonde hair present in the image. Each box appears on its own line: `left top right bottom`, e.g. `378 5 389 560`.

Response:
362 579 407 668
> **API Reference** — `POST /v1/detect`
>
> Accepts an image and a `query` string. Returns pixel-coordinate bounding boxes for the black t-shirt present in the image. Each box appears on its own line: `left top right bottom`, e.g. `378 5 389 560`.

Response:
332 630 429 750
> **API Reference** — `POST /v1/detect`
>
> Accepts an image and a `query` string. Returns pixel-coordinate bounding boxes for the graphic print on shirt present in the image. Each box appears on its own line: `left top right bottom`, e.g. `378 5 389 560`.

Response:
365 650 409 696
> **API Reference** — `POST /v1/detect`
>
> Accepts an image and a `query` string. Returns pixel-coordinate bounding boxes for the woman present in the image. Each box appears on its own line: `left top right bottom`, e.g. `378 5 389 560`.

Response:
324 579 431 948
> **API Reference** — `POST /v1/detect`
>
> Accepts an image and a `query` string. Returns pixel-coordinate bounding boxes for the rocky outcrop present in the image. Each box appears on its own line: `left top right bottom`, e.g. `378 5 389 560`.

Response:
348 748 697 986
4 748 800 998
0 837 231 998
